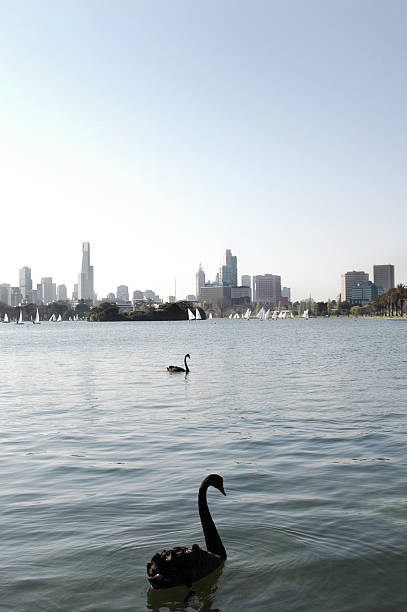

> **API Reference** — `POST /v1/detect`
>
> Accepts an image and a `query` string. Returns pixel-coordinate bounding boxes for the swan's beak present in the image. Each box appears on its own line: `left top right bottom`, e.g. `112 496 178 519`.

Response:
220 487 226 496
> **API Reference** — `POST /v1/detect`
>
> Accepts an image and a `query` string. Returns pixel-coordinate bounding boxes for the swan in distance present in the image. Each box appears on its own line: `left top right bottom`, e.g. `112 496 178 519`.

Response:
167 353 190 373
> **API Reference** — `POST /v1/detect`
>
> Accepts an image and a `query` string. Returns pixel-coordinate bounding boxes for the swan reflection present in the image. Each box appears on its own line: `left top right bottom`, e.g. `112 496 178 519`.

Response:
146 565 223 611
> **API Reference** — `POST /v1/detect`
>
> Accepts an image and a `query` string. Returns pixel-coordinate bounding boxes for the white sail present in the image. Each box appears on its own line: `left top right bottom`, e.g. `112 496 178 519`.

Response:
49 313 56 322
228 313 233 319
264 309 270 320
271 310 278 320
303 309 309 319
256 307 265 320
195 308 202 320
233 313 239 319
208 312 213 319
187 308 195 320
3 313 9 323
290 312 294 319
243 308 250 319
34 308 40 324
57 314 62 322
17 309 23 324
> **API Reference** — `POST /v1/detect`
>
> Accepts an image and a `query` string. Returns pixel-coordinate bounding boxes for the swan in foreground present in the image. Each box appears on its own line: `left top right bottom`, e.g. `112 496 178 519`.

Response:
147 474 227 589
167 353 190 373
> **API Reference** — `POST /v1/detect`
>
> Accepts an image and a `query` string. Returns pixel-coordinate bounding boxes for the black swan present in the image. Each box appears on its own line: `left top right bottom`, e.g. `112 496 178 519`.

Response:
167 353 190 373
147 474 227 589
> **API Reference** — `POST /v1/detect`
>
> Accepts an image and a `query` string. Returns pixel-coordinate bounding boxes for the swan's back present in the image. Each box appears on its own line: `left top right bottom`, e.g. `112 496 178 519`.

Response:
147 544 223 589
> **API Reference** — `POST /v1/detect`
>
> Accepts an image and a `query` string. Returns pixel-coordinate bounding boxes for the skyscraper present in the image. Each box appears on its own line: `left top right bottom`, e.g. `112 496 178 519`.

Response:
196 263 206 299
341 271 369 302
116 285 129 301
19 266 32 301
41 277 56 303
57 284 68 301
219 249 237 286
78 242 94 301
373 264 395 293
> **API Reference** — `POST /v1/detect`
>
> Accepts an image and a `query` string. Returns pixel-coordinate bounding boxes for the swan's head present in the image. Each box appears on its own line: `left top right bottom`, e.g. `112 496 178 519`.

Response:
185 353 191 359
207 473 226 496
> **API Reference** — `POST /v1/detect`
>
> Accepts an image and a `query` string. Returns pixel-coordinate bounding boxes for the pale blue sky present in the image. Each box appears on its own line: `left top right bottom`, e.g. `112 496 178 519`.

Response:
1 1 406 301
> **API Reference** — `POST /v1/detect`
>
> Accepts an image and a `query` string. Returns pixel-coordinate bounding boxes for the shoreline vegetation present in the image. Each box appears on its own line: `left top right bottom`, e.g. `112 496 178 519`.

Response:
88 301 206 322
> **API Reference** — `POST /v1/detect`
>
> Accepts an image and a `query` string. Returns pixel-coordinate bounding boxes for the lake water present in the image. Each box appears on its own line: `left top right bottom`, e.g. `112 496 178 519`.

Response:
1 318 406 611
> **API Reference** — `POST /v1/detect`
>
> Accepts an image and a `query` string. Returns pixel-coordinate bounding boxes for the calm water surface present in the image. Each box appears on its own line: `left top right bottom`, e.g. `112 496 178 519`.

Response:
1 318 406 611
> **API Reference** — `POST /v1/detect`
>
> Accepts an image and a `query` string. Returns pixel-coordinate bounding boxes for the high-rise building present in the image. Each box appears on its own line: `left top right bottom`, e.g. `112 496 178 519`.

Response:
253 274 281 305
341 271 369 302
41 277 56 303
9 287 23 307
196 263 206 299
219 249 237 286
19 266 32 301
241 275 251 300
116 285 129 301
78 242 94 302
0 284 10 304
282 287 291 301
57 284 68 301
351 281 380 305
373 264 395 293
132 290 144 301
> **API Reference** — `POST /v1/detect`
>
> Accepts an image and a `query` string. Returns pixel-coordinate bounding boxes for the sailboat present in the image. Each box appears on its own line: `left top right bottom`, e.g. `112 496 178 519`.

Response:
271 310 278 320
264 309 270 320
3 313 9 323
16 309 24 325
195 308 202 320
290 312 294 319
228 313 233 319
57 314 62 322
256 307 265 320
49 313 56 322
243 308 250 319
187 308 195 321
233 313 239 319
303 309 309 320
208 312 213 319
33 308 40 324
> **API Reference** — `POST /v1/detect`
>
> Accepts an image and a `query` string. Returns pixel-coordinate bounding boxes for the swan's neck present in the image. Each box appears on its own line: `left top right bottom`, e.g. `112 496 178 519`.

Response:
184 356 189 372
198 481 226 559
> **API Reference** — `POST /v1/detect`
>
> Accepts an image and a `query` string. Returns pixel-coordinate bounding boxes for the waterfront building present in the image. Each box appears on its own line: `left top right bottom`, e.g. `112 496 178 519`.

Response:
132 290 144 301
241 275 251 300
341 271 369 302
186 294 196 301
282 286 291 301
19 266 32 301
9 287 23 307
167 295 176 303
253 274 281 306
41 277 56 304
78 242 94 302
0 283 10 304
231 286 251 304
116 285 129 302
219 249 237 286
57 284 68 301
144 289 160 302
373 264 395 293
196 263 206 299
351 281 380 305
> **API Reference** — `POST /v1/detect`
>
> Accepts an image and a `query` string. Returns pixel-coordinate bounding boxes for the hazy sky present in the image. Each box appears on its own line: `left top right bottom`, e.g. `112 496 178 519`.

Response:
1 1 406 301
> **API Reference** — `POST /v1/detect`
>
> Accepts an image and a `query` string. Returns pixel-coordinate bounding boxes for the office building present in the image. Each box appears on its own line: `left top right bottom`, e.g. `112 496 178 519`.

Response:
9 287 23 307
0 284 10 304
241 275 251 300
196 263 206 299
253 274 281 306
78 242 94 301
57 284 68 301
132 290 144 301
219 249 237 286
341 271 369 302
167 295 176 303
351 281 380 305
282 287 291 301
41 277 56 303
186 294 196 301
19 266 32 301
373 264 395 293
116 285 129 302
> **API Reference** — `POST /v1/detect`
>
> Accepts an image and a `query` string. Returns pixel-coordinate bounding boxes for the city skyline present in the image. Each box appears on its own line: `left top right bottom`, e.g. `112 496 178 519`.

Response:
1 2 406 300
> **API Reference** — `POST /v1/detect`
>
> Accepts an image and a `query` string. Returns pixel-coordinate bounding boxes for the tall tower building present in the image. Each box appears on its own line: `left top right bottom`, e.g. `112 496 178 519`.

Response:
341 271 369 302
373 264 395 293
78 242 94 301
241 275 251 300
57 284 68 301
41 277 56 303
219 249 237 286
19 266 32 301
196 263 206 299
